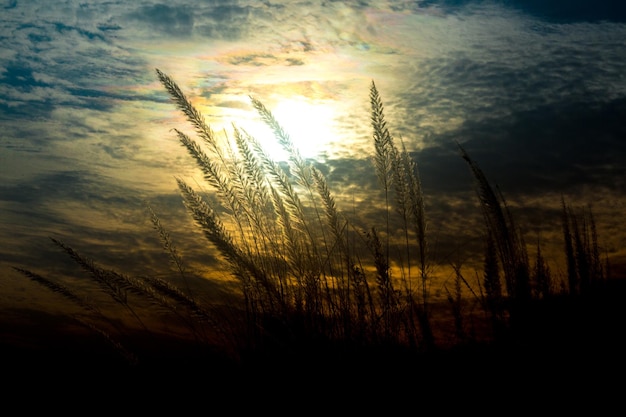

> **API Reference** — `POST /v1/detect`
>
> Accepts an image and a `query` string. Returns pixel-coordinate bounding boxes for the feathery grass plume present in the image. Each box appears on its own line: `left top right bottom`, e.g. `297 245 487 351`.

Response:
13 267 104 318
176 177 285 317
50 238 126 304
175 178 247 274
74 317 139 366
249 96 311 185
139 274 237 349
364 226 399 341
561 197 578 295
458 145 511 285
231 127 296 304
405 144 428 278
311 166 343 246
158 71 265 277
246 121 310 240
158 69 296 328
369 81 394 257
482 233 505 335
533 238 552 299
51 234 219 340
53 237 180 311
243 124 313 294
13 267 138 364
249 95 327 243
144 206 211 341
587 205 606 284
232 126 276 225
156 68 224 160
234 127 305 262
310 167 351 269
572 209 591 294
311 164 365 335
174 129 244 223
250 96 336 291
397 140 429 298
147 204 188 286
446 263 467 344
244 117 326 319
392 141 435 349
499 187 531 303
483 233 502 303
310 168 343 263
560 200 606 297
369 81 435 348
457 143 530 304
49 237 154 330
387 138 412 287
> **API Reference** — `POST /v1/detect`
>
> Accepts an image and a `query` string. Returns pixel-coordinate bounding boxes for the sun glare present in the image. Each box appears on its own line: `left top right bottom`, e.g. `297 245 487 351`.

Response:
244 97 338 162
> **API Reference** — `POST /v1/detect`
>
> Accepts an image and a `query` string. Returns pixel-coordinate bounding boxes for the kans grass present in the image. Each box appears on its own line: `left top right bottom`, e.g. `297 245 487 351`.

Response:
10 69 624 380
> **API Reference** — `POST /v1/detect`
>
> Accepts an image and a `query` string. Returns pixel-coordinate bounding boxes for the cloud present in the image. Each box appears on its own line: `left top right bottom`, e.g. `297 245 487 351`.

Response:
194 3 254 40
126 4 195 37
504 0 626 23
358 5 626 178
415 97 626 196
3 0 17 9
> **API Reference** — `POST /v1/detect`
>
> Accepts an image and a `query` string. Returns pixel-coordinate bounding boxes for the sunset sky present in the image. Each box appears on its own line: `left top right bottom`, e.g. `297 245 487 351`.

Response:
2 0 626 320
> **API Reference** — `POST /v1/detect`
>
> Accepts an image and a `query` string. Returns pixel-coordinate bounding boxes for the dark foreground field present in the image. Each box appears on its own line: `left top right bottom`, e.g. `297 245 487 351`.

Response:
2 279 625 406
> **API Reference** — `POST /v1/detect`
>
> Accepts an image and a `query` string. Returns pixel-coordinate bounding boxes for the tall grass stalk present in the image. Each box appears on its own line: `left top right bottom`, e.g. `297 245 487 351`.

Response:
369 81 433 348
458 143 530 306
561 199 606 295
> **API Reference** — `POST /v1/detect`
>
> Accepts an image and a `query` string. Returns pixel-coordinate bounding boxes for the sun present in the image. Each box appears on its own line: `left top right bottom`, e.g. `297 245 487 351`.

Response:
245 96 338 162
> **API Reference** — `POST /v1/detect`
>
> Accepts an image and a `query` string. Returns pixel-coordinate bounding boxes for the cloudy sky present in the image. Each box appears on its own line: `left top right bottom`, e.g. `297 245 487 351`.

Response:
2 0 626 317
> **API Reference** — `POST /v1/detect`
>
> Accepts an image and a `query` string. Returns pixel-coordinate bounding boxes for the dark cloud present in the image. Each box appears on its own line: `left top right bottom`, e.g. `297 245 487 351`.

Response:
285 57 305 66
97 23 122 32
227 52 278 66
411 98 626 198
224 52 307 67
416 1 626 23
53 22 106 42
0 170 134 208
2 63 50 90
0 169 219 283
383 11 626 171
3 0 16 9
127 4 194 37
195 4 252 39
324 158 378 191
454 99 626 194
125 3 257 40
506 0 626 23
0 62 57 117
0 11 150 121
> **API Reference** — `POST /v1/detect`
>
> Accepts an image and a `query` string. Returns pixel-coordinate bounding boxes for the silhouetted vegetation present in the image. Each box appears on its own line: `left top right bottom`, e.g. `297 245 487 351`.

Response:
12 70 621 377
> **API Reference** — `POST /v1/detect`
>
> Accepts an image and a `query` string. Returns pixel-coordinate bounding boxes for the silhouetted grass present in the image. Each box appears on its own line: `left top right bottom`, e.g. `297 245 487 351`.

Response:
12 70 621 376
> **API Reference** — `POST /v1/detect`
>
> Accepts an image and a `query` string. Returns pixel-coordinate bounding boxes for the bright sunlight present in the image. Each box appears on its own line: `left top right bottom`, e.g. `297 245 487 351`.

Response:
244 96 338 162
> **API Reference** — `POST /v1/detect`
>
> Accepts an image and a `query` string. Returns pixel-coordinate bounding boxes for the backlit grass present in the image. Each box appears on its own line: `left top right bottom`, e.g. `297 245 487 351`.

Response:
13 70 616 373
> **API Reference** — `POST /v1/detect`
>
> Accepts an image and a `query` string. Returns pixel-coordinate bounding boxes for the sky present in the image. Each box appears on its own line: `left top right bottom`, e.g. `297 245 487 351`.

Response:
2 0 626 321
